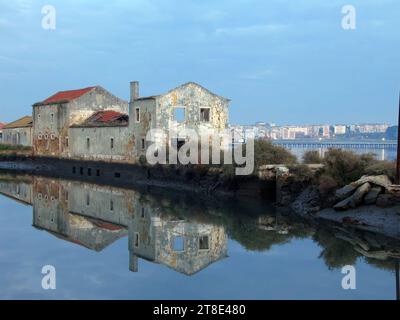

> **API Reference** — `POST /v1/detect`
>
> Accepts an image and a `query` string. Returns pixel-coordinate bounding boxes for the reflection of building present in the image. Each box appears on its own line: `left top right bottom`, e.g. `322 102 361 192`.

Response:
0 175 228 275
128 213 227 275
0 176 33 205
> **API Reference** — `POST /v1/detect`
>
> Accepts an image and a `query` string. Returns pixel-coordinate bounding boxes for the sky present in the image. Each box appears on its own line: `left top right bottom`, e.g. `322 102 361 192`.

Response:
0 0 399 125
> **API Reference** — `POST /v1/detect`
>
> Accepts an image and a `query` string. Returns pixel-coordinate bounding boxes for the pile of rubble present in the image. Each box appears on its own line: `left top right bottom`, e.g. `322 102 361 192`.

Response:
334 175 400 211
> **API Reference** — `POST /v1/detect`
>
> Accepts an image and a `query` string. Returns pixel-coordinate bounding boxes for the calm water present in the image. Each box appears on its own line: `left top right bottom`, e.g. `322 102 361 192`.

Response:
283 145 396 161
0 173 399 300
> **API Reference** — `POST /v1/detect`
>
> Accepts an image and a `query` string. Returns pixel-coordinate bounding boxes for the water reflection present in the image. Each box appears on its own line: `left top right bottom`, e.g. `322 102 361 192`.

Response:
0 173 400 283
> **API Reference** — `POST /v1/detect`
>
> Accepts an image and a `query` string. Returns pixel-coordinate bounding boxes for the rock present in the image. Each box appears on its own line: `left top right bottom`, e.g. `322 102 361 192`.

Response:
364 186 383 205
334 183 371 210
376 194 394 208
335 184 357 200
354 175 392 189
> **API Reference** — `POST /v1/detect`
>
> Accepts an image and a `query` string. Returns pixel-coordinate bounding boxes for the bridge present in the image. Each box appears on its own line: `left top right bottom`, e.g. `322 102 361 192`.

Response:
272 139 398 150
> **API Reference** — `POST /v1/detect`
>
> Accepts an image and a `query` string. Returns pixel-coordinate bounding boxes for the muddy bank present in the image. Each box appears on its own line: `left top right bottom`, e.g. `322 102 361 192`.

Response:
0 156 276 200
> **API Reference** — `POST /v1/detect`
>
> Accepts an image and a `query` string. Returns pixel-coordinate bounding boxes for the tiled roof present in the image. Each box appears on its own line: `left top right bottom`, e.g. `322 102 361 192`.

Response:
71 110 129 128
39 86 96 105
0 122 6 130
3 116 33 129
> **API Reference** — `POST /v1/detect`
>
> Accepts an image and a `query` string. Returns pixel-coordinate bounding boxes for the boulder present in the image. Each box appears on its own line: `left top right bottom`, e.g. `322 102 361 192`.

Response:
364 186 383 205
334 183 371 211
335 184 357 200
376 194 394 208
353 175 392 189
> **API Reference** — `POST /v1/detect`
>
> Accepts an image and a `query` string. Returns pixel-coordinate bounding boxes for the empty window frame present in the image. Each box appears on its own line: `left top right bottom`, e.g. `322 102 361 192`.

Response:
173 236 185 252
135 108 140 122
134 233 140 248
199 236 210 250
110 138 114 149
141 138 145 150
174 107 185 122
200 108 210 122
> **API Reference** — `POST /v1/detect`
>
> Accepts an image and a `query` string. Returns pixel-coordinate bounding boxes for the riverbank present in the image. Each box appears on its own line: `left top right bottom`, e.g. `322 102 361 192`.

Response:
0 154 276 200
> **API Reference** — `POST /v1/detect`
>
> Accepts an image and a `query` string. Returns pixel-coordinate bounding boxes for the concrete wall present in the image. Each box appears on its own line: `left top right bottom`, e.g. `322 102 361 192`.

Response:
2 127 33 146
69 126 135 163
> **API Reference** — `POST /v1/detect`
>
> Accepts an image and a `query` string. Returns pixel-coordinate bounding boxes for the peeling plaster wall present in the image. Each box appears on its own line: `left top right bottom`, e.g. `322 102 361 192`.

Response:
69 126 135 163
157 83 229 132
130 98 156 159
33 104 65 156
2 127 33 146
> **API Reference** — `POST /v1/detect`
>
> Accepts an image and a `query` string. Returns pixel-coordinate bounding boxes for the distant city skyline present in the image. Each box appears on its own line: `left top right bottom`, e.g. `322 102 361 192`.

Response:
1 1 400 124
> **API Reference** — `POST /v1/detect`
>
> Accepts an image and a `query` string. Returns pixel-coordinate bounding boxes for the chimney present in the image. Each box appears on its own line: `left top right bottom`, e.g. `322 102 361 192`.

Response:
130 81 139 102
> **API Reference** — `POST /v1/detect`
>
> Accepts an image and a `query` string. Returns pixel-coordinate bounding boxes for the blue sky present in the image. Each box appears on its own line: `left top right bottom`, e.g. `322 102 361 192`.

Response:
0 0 399 125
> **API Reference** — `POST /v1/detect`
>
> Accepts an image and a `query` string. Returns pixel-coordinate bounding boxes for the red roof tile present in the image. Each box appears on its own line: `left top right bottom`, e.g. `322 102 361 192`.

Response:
88 110 127 123
41 86 96 104
0 122 6 130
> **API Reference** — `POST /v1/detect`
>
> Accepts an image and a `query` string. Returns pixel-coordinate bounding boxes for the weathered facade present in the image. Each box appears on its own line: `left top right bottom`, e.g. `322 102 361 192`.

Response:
30 81 230 164
2 116 33 146
130 82 230 159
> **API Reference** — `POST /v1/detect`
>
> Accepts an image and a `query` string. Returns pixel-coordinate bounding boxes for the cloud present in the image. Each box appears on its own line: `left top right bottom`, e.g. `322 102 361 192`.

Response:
215 24 288 37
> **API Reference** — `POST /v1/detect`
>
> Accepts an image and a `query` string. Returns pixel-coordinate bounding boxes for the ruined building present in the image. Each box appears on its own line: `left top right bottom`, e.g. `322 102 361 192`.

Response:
30 81 230 163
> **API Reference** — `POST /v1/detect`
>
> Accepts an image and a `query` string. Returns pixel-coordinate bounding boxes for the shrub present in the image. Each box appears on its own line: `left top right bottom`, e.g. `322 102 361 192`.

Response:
318 174 338 195
253 139 297 168
0 144 31 151
322 149 376 186
364 161 396 181
303 150 322 164
287 164 314 181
